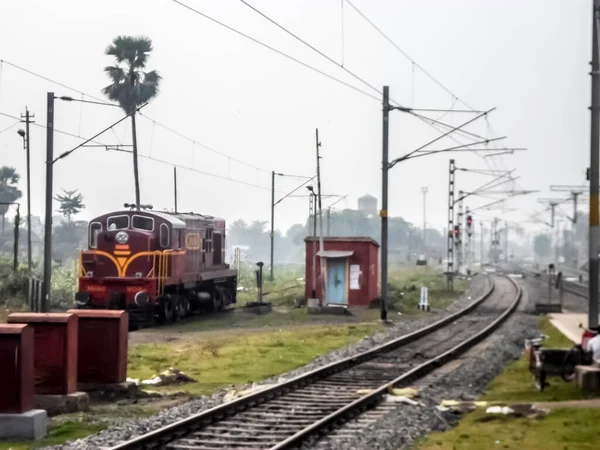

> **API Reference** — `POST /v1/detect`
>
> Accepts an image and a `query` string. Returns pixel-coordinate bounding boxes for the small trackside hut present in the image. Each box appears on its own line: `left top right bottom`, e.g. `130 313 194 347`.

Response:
304 237 379 307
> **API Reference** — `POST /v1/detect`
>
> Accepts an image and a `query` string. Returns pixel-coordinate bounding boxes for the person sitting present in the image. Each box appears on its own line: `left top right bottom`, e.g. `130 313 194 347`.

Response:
585 327 600 366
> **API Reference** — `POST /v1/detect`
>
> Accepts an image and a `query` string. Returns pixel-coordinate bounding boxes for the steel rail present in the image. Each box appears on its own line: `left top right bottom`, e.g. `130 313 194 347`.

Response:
270 274 522 449
108 276 496 450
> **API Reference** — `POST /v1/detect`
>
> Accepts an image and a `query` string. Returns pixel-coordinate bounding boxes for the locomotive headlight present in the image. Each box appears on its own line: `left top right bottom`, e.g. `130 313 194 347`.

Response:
115 231 129 244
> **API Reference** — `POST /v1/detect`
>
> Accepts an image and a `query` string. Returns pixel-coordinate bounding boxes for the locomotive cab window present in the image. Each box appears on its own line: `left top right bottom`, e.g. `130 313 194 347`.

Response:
132 215 154 231
160 224 170 248
89 222 102 248
107 215 129 231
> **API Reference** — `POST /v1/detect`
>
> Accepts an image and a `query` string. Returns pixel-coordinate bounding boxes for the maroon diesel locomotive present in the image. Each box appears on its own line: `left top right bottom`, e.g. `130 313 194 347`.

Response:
75 207 237 326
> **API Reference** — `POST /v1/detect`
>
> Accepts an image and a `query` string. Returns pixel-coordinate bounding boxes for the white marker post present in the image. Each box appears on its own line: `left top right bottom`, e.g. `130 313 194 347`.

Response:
419 286 430 312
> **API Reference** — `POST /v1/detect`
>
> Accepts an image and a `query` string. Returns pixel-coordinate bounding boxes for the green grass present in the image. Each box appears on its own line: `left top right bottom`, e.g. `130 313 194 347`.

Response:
127 323 381 396
415 408 600 450
236 265 305 307
413 316 600 450
0 400 168 449
387 266 469 314
481 316 597 403
0 421 105 450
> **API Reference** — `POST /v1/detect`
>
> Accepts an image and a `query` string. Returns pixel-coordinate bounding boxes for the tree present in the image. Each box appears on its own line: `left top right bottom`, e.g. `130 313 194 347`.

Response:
533 234 552 260
54 189 85 223
102 35 162 207
0 167 22 235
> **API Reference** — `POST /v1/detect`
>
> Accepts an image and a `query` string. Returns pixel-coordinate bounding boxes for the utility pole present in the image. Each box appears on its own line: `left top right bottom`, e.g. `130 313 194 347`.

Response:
270 170 275 281
587 0 598 328
41 92 54 313
315 128 326 305
421 186 428 256
381 86 390 321
173 166 178 213
327 207 331 236
20 108 34 274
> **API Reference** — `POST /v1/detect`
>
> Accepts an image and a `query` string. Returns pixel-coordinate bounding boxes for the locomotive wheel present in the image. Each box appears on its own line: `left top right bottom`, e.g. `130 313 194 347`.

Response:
158 297 175 324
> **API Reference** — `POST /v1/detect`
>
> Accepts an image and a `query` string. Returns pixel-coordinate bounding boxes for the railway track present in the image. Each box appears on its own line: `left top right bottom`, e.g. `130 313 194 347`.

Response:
107 274 521 450
519 265 588 298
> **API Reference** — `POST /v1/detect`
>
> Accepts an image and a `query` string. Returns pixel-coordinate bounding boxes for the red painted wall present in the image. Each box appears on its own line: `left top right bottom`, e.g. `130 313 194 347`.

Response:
304 237 379 306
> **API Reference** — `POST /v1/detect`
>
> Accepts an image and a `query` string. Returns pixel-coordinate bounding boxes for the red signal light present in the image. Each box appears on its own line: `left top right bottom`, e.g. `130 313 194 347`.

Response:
467 215 473 226
454 225 460 236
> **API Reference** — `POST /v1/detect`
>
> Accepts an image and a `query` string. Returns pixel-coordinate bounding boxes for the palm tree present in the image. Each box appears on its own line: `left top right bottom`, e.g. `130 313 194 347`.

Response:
101 36 161 207
0 167 22 235
54 188 85 223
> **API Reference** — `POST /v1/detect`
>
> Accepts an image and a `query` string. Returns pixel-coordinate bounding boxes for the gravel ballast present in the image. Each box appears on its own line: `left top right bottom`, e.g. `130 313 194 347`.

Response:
316 279 537 450
40 274 492 450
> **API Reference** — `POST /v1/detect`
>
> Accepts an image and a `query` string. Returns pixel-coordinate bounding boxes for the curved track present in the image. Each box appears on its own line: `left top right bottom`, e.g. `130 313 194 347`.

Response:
108 274 520 450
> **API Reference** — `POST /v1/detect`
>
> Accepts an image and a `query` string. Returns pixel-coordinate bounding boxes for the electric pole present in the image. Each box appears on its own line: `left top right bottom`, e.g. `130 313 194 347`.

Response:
270 170 275 281
327 207 331 236
421 186 428 256
13 205 20 273
41 92 54 313
315 128 326 305
381 86 390 321
19 108 34 274
173 166 178 213
589 0 600 328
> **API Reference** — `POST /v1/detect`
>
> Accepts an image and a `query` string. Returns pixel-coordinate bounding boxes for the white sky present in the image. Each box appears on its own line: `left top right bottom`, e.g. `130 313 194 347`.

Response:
0 0 591 235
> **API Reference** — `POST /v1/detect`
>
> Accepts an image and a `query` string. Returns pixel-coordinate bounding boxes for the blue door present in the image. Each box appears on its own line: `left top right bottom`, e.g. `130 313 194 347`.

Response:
326 259 347 304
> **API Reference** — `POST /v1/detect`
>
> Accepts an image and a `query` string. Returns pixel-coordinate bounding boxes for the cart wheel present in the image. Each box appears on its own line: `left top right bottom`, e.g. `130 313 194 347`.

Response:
533 369 547 392
562 348 579 382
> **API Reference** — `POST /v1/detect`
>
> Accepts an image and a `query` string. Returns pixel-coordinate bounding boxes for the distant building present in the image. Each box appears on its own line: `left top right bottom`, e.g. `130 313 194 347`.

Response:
358 194 378 216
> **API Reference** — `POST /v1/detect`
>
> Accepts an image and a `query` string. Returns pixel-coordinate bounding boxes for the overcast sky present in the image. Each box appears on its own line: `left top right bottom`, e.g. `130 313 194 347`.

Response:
0 0 591 235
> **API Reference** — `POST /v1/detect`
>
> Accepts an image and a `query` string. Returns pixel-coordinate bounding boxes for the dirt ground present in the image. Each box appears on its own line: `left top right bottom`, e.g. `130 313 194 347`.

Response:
128 305 384 345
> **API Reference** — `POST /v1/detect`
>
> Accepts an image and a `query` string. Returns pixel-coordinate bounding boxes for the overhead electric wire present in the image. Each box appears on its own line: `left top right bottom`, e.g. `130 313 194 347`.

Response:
344 0 474 110
239 0 384 97
341 1 514 170
0 120 20 135
0 110 284 194
175 0 485 144
136 113 270 174
172 0 380 102
113 149 276 192
0 58 276 175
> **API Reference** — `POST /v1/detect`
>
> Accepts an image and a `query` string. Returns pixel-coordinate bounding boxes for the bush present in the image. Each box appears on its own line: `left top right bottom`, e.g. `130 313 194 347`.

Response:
50 263 77 308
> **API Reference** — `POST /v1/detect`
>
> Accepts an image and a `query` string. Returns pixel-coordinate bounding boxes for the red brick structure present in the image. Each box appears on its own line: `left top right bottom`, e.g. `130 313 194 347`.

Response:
305 237 379 307
7 313 78 395
67 309 129 384
0 324 34 413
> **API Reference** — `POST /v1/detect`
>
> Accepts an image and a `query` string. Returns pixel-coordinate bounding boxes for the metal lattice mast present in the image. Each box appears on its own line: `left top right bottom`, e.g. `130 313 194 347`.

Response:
457 191 464 270
446 159 456 290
